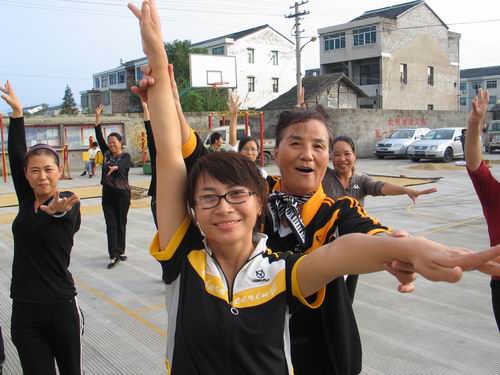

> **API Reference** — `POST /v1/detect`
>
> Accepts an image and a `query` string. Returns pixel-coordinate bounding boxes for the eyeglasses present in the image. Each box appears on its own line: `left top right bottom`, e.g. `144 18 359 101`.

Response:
195 189 256 209
241 147 258 152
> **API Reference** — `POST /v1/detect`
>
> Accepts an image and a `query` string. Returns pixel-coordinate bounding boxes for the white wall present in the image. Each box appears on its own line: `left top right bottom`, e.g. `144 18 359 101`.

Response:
227 28 295 109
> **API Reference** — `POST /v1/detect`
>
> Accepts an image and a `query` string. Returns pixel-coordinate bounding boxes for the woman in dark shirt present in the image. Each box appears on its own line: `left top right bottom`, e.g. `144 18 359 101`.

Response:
2 80 83 375
94 104 132 269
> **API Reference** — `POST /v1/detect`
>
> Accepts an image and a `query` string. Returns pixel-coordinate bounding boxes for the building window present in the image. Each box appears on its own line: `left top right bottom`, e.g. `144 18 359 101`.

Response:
472 82 481 93
324 32 346 51
109 73 117 86
102 91 111 105
487 80 497 89
460 97 466 106
25 127 60 147
489 95 497 105
427 66 434 86
211 46 225 55
271 50 279 65
427 104 434 110
118 71 125 84
272 78 279 93
248 76 255 92
353 26 376 46
101 75 109 88
81 95 89 108
359 62 380 85
400 63 407 85
460 82 466 91
247 48 255 64
136 66 144 81
94 77 100 89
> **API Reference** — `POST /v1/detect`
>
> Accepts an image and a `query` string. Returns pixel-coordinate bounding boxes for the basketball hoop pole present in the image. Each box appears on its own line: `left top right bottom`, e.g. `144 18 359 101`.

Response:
245 112 249 135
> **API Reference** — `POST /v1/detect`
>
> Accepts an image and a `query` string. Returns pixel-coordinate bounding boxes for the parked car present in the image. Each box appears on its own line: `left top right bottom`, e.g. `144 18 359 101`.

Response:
374 128 431 159
406 127 465 162
203 125 274 165
484 120 500 154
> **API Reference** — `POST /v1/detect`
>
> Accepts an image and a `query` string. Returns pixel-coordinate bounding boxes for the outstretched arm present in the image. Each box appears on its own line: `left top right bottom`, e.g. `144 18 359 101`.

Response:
94 104 109 153
128 0 186 249
381 183 438 204
228 90 241 147
466 88 488 172
1 80 30 201
297 233 500 297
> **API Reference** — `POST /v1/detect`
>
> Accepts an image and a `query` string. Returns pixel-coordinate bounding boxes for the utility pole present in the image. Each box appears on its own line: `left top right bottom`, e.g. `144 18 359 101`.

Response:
286 1 309 107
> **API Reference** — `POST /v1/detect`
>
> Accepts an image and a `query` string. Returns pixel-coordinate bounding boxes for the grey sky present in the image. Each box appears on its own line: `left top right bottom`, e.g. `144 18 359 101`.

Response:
1 0 499 112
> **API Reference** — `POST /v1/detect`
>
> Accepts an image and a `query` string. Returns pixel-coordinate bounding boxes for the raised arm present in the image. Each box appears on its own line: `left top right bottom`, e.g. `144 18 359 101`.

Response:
381 182 437 204
297 233 500 297
94 104 109 153
228 90 241 148
129 0 186 249
1 80 31 201
465 88 488 172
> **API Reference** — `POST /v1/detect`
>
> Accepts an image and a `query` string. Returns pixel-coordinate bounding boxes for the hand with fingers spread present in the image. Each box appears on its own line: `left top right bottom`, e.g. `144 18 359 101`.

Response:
39 191 80 216
469 88 489 132
95 104 104 126
228 90 241 117
0 80 23 118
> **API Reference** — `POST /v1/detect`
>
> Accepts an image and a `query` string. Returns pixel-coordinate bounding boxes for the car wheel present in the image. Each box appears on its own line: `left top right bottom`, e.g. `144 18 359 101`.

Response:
263 152 272 166
376 155 384 159
410 157 420 162
443 147 453 162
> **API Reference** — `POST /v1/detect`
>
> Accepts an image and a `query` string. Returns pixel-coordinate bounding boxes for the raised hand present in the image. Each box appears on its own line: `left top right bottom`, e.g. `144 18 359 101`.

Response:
0 80 23 117
128 0 166 64
469 88 489 131
228 90 241 116
40 191 80 215
95 104 104 126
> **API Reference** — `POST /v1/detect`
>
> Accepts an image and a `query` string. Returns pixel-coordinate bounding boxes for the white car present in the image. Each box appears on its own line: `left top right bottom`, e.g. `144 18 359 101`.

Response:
406 127 465 162
374 128 431 159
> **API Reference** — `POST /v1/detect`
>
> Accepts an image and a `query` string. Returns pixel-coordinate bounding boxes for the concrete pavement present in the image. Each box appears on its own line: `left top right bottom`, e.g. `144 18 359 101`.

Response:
1 156 499 374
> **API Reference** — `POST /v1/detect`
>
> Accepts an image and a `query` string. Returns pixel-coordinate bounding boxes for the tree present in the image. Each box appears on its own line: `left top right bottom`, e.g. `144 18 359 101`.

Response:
60 85 79 114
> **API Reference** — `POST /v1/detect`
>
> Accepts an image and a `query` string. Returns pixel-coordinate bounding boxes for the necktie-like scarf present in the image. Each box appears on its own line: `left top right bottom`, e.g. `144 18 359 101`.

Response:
267 191 313 247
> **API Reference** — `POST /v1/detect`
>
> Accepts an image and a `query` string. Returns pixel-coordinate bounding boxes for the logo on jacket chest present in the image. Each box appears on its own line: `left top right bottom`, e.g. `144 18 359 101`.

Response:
252 269 270 283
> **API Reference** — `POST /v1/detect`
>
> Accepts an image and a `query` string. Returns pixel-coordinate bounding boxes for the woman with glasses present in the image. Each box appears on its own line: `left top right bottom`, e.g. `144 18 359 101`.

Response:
129 2 500 373
227 91 268 178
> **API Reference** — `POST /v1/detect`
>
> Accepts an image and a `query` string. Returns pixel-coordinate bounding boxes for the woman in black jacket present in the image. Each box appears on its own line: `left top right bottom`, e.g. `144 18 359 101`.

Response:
94 104 132 269
2 80 82 375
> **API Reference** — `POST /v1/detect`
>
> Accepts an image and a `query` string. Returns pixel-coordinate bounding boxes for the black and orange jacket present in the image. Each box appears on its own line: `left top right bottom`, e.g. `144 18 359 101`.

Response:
150 216 324 374
182 129 391 374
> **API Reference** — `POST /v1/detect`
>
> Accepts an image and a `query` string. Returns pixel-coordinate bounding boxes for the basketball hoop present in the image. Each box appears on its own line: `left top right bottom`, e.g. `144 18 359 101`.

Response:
210 81 229 90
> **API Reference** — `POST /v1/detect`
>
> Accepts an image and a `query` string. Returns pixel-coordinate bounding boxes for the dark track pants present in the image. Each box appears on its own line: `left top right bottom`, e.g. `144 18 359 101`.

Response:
492 279 500 331
102 187 131 259
11 298 83 375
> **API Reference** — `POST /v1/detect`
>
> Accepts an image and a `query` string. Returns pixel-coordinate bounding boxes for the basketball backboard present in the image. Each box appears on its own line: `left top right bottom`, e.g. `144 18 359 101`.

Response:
189 54 237 89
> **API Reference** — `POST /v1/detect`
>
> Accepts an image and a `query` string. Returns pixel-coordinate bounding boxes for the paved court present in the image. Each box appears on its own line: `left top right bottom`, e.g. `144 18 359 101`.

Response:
0 156 499 374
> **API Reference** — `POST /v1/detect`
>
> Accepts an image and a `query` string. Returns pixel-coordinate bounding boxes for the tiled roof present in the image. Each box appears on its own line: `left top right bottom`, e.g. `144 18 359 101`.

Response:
461 66 500 79
260 74 366 110
351 0 423 21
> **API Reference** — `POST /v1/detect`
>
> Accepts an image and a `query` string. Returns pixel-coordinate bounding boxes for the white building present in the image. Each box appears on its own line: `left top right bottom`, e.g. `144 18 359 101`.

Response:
192 25 296 109
460 66 500 111
318 0 460 110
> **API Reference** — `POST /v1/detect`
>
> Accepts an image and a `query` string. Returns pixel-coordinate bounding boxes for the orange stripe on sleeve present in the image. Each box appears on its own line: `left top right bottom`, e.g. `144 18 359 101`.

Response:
291 256 325 309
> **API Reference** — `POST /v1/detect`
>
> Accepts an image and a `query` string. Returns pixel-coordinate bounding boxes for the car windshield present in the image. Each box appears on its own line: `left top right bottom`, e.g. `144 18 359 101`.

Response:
490 123 500 131
422 129 454 140
390 130 415 139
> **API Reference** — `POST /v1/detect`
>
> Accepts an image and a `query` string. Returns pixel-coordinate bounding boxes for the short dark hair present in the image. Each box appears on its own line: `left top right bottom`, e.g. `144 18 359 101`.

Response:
24 144 60 168
187 152 268 218
210 132 222 145
332 135 356 154
108 132 123 143
237 136 260 153
275 105 332 148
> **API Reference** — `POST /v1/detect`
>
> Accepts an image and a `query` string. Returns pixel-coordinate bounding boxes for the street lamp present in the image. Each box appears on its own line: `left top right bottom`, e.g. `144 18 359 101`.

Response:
296 36 317 106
